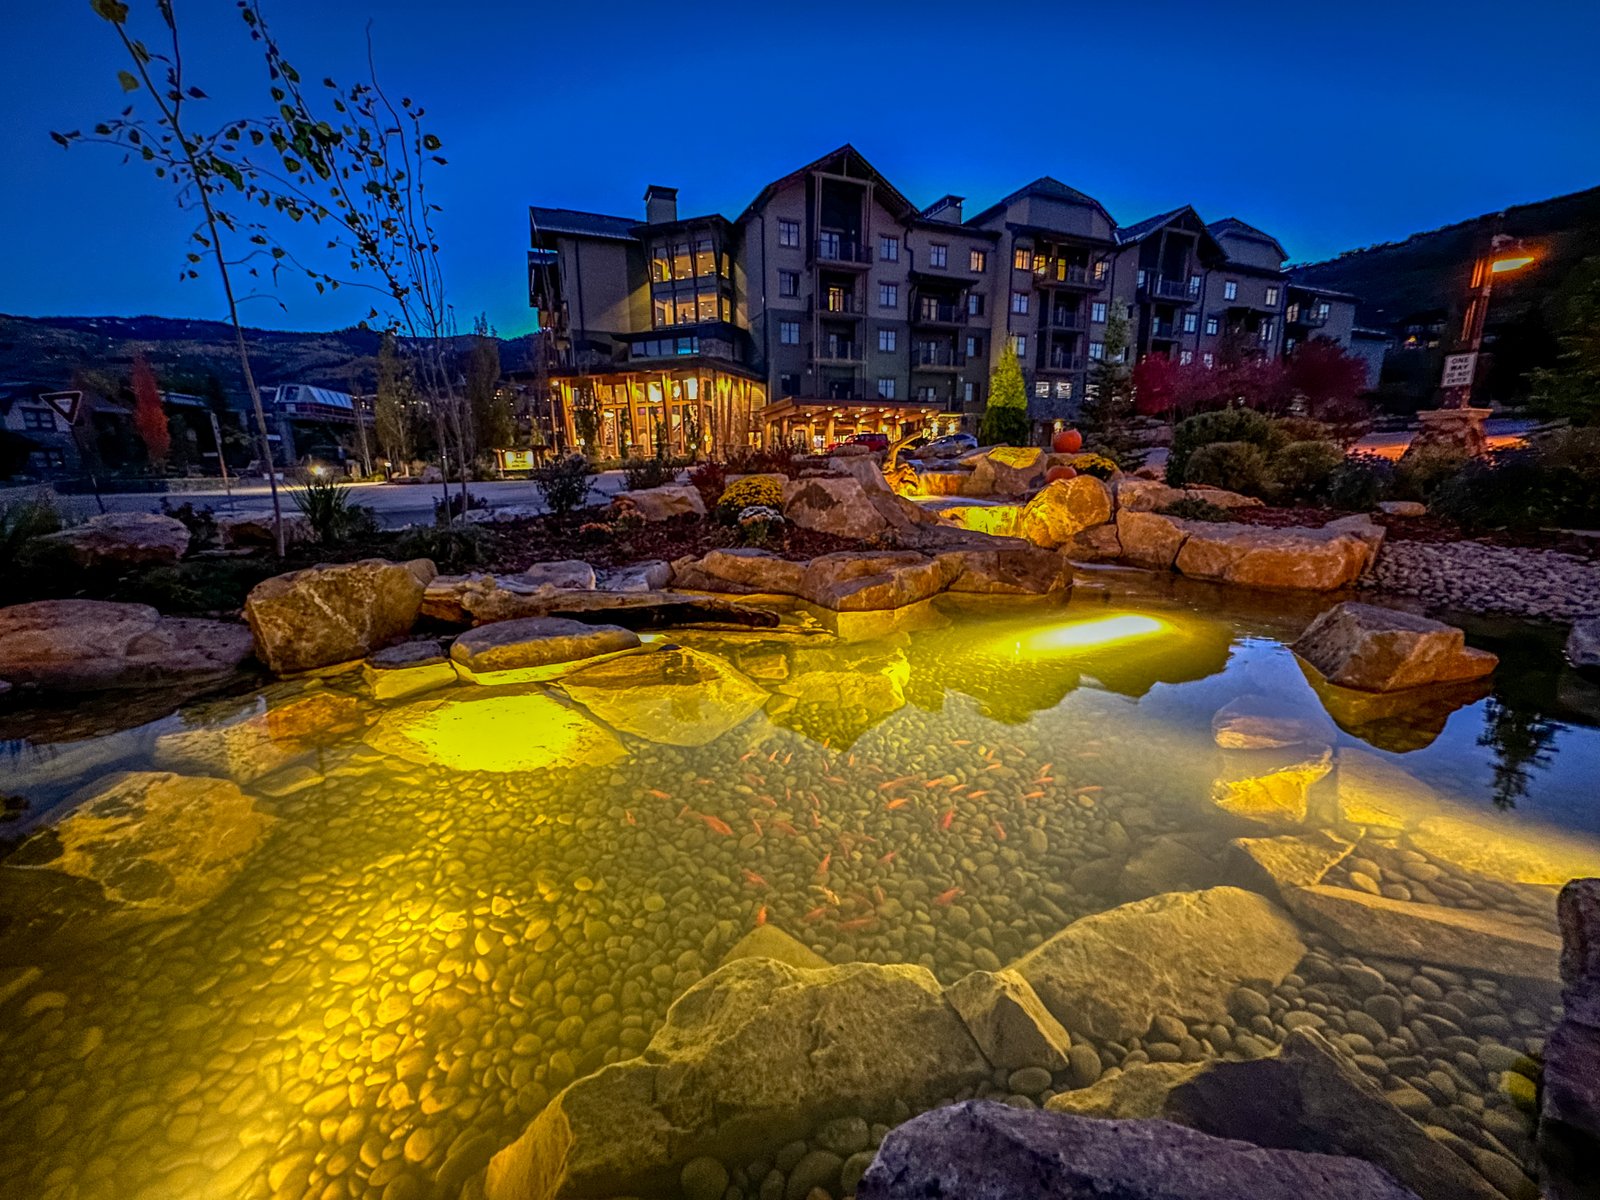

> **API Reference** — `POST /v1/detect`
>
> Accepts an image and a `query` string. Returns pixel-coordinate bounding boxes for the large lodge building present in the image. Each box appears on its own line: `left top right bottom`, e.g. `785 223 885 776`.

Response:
527 145 1371 457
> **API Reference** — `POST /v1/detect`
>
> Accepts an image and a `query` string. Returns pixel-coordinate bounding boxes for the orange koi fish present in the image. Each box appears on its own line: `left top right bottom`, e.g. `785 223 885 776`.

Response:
783 752 793 765
742 868 769 889
968 790 990 799
934 886 963 906
992 820 1007 841
1038 763 1054 777
952 739 972 746
877 850 897 865
773 820 800 837
624 810 636 825
886 796 910 810
801 905 828 923
740 751 756 762
757 794 778 808
878 775 916 791
816 853 832 878
648 789 672 800
837 916 877 933
755 906 768 926
1022 791 1045 800
824 775 847 785
1074 785 1103 795
940 809 955 830
751 818 764 837
682 810 733 836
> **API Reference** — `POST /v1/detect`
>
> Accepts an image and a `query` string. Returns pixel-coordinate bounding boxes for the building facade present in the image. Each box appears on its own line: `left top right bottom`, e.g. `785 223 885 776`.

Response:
528 145 1365 451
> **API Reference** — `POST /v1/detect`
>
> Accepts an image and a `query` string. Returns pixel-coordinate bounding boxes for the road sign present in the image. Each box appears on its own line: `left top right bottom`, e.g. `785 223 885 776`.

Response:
39 390 82 424
1441 353 1478 389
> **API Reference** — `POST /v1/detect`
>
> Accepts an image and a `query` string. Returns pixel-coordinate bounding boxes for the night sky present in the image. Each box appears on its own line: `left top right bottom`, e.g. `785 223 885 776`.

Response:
4 0 1597 338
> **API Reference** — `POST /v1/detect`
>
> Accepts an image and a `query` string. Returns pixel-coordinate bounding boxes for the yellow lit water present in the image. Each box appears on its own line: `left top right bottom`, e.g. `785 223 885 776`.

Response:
1 589 1596 1200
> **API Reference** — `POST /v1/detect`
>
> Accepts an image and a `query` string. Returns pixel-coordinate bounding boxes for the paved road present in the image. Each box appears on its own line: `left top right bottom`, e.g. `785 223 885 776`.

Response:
54 472 633 529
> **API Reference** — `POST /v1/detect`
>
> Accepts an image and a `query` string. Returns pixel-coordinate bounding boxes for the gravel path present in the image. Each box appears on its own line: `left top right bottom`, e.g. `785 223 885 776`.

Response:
1363 540 1600 623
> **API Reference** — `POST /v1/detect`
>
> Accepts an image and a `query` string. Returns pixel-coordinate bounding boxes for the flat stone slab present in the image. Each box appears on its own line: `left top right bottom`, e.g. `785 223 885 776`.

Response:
365 688 627 772
32 511 190 568
558 646 767 746
449 617 640 679
362 639 455 701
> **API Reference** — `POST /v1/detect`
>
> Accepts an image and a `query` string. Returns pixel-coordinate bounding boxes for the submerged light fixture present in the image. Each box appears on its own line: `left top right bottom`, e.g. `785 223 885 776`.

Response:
1003 613 1170 658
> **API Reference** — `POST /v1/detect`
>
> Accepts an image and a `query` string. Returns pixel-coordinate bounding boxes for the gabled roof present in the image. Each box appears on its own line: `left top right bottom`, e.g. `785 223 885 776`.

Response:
1208 217 1288 261
529 206 639 242
966 176 1115 230
736 144 918 225
1116 206 1193 244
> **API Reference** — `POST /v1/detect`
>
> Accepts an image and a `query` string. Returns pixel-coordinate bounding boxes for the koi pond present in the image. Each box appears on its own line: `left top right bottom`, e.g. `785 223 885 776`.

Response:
1 578 1597 1200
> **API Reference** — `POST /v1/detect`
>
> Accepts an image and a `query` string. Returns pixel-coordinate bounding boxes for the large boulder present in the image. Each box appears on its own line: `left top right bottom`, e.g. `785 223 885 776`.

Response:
798 551 957 611
1283 883 1562 981
421 563 594 624
1 770 274 920
483 958 991 1200
449 617 640 679
1114 478 1262 513
616 484 705 521
1175 524 1373 591
31 511 189 568
782 475 933 540
0 599 253 692
1115 510 1190 569
1015 477 1113 549
937 545 1073 596
1012 887 1306 1042
1061 522 1121 562
153 688 363 782
858 1101 1421 1200
1163 1029 1502 1200
365 688 627 772
245 558 435 673
963 446 1047 497
216 511 313 550
558 646 767 746
1564 618 1600 671
670 549 808 596
1542 878 1600 1200
945 969 1074 1072
1209 748 1333 827
1290 602 1498 692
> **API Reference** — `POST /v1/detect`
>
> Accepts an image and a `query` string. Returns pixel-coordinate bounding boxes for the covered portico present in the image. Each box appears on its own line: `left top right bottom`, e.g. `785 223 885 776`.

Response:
758 397 957 450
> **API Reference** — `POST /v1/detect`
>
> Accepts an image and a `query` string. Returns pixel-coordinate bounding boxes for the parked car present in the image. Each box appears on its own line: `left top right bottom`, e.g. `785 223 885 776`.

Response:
830 432 889 452
916 432 978 459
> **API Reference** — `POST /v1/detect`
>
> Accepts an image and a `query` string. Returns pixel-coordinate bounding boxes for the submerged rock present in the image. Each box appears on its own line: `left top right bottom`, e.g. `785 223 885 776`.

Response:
0 599 253 692
1012 887 1306 1042
558 646 767 746
1210 748 1333 827
365 688 627 772
449 617 640 679
858 1100 1421 1200
153 689 363 783
945 968 1073 1072
1290 602 1497 693
1229 830 1355 900
719 924 830 971
483 958 989 1200
1541 877 1600 1200
244 557 435 674
1211 694 1336 750
1045 1062 1201 1119
361 638 455 701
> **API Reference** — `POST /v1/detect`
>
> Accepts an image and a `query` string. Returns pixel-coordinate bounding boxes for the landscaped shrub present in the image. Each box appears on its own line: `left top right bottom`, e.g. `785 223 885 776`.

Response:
1269 440 1344 504
1268 416 1333 449
725 445 802 479
1431 449 1600 531
621 442 678 490
1182 441 1274 498
1324 454 1394 511
533 454 595 516
159 499 219 551
1166 408 1275 485
1391 445 1466 503
1067 452 1119 480
433 489 489 524
687 460 727 507
736 505 784 546
1157 497 1233 522
394 525 488 572
1 495 63 571
716 476 784 523
293 478 380 544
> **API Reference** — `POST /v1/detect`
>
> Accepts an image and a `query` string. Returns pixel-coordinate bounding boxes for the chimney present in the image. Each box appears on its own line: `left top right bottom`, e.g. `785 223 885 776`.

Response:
644 185 678 225
926 194 965 224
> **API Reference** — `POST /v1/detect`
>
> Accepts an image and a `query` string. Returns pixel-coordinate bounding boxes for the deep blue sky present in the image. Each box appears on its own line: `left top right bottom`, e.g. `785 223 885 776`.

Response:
4 0 1597 338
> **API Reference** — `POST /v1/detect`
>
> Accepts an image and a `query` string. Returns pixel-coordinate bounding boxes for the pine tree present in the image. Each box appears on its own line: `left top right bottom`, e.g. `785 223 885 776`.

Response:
1079 312 1136 460
466 315 510 454
374 334 414 471
131 353 170 470
979 348 1032 445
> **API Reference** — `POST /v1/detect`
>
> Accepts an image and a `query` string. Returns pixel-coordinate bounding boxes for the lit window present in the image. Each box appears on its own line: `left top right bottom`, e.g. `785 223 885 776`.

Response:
778 220 800 248
929 243 948 268
1035 381 1050 398
677 336 698 355
1010 334 1027 357
878 328 897 352
970 249 987 272
778 270 799 298
877 377 896 399
1013 248 1033 271
1091 302 1107 323
1202 352 1214 367
1260 319 1275 343
1088 341 1105 361
1265 286 1280 307
879 283 898 309
1179 349 1194 365
1054 381 1072 399
1205 316 1219 336
1223 280 1238 300
1183 312 1198 333
673 244 693 280
1188 274 1202 296
1093 261 1109 282
1318 302 1331 319
651 247 672 282
695 239 716 277
779 320 801 345
1011 292 1030 315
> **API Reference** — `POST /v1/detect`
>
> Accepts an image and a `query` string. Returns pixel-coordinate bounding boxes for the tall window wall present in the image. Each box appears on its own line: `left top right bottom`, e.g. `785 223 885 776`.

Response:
648 230 733 328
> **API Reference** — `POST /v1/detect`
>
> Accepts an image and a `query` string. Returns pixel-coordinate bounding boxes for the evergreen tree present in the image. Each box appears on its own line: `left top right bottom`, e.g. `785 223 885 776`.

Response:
1079 312 1136 459
1531 255 1600 426
979 348 1032 445
374 333 414 470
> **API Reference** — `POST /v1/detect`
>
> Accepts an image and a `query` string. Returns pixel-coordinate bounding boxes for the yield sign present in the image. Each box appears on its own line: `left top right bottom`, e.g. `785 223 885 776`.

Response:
40 391 82 424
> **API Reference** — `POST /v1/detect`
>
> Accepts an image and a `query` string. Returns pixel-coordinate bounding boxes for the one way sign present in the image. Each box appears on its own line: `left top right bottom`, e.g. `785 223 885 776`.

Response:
39 390 82 424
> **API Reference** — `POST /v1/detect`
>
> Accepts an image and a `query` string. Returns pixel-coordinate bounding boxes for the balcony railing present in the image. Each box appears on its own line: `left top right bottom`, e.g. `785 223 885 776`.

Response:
1289 306 1329 327
813 340 864 364
1139 274 1195 301
813 237 872 265
1039 351 1085 371
1047 310 1083 330
815 293 865 316
1033 261 1095 287
914 345 967 368
915 302 968 325
1149 319 1179 339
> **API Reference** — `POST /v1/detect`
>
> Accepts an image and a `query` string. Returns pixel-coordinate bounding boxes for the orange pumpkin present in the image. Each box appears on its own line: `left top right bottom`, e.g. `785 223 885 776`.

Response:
1045 466 1078 483
1052 428 1084 454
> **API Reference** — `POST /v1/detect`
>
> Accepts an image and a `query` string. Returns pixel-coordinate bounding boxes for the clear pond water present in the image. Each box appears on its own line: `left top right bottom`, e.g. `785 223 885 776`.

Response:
1 579 1597 1200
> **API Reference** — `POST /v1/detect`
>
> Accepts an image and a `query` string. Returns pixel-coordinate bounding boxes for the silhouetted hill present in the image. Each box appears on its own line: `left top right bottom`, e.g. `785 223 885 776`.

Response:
0 314 535 396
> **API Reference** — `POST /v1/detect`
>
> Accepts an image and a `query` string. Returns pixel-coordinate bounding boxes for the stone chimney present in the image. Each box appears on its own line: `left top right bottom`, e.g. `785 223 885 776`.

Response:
644 185 678 225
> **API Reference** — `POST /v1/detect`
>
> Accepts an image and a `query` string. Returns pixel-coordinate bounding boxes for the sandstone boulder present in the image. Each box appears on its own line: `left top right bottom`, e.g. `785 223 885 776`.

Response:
559 646 767 746
1290 602 1498 692
1114 478 1261 513
858 1101 1421 1200
617 483 705 521
483 958 990 1200
449 617 640 679
2 771 274 919
153 689 363 783
1015 476 1113 548
1012 887 1306 1042
1212 694 1337 749
245 558 435 674
1542 877 1600 1200
1284 883 1562 981
963 446 1047 497
1210 748 1333 827
1379 500 1427 517
782 475 933 540
1061 523 1121 562
719 924 829 971
937 545 1073 596
1175 523 1373 591
32 511 190 568
1115 510 1189 569
670 549 808 596
0 599 253 692
798 551 957 611
945 969 1073 1071
929 499 1022 538
365 688 627 772
361 639 455 701
1163 1028 1503 1200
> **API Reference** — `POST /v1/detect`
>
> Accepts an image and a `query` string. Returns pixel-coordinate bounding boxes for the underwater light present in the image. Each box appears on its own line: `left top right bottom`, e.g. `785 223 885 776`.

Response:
1007 614 1169 656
